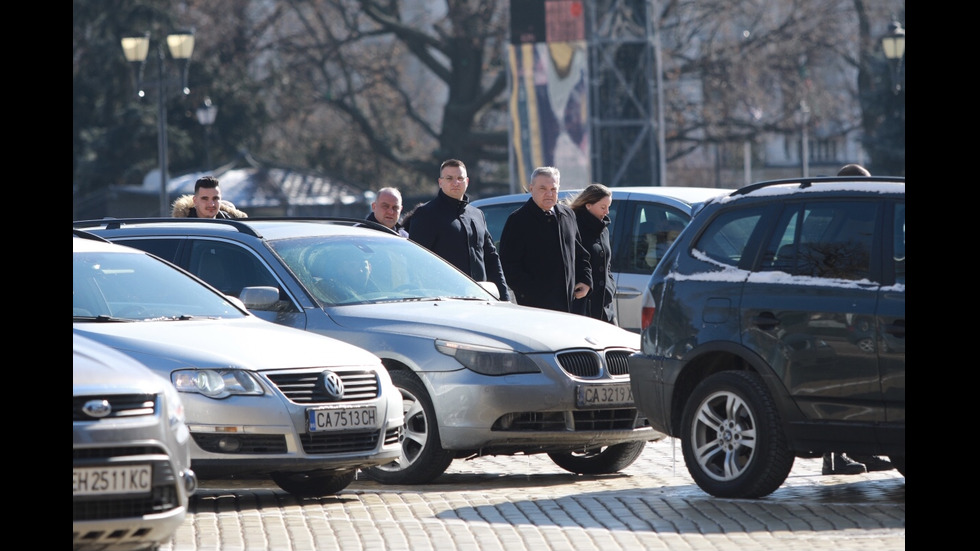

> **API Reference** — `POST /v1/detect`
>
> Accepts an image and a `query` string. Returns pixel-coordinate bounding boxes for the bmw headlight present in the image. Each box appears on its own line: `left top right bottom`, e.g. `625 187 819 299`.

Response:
435 339 540 376
171 369 265 399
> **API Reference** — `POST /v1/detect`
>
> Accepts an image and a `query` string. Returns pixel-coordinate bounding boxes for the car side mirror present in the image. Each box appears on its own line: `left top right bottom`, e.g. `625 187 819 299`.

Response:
239 286 280 310
477 281 501 300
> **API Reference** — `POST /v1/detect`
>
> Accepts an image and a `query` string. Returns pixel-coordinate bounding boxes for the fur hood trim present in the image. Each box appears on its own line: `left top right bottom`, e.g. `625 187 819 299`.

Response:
171 194 248 218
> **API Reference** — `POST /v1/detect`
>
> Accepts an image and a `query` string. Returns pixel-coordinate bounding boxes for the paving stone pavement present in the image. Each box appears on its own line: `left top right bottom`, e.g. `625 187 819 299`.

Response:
162 438 905 551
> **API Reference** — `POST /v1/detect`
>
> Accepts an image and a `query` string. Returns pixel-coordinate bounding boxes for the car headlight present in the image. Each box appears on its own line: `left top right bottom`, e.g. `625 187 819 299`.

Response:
171 369 265 399
435 339 540 376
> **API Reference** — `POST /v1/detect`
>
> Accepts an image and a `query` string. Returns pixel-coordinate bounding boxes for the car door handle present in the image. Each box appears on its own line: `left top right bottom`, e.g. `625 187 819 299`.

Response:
752 312 780 330
615 287 642 299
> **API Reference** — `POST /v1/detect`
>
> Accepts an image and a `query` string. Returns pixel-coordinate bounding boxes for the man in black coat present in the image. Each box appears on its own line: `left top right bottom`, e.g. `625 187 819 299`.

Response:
408 159 511 301
499 166 592 312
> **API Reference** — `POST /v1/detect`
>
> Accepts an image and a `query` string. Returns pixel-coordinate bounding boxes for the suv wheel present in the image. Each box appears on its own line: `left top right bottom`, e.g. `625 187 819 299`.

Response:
363 370 455 485
548 441 647 475
680 371 794 499
271 469 356 497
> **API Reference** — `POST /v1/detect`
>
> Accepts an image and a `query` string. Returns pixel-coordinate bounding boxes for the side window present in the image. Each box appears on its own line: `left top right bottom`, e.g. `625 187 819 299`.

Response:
623 203 689 274
760 200 878 281
693 207 765 267
119 238 180 263
187 241 297 312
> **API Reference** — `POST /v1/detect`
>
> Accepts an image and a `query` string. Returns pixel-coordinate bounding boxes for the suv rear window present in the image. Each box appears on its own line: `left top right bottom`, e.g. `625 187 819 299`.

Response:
759 200 877 280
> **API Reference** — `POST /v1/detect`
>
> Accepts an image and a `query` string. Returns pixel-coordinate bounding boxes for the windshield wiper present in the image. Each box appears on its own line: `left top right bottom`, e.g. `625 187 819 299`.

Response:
145 315 197 321
72 315 135 323
72 314 198 323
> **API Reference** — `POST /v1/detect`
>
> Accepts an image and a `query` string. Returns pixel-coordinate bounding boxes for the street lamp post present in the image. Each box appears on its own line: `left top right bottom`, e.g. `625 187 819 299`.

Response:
121 31 195 216
195 97 218 171
799 100 810 177
881 22 905 94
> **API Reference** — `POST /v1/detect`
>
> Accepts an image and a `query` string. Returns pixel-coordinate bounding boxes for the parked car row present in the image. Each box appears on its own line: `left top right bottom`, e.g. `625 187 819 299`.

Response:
73 218 664 491
73 174 904 518
73 231 405 502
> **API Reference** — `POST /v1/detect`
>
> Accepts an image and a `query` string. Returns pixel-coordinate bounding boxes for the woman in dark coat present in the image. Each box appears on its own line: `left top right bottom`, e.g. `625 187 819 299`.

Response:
569 184 617 324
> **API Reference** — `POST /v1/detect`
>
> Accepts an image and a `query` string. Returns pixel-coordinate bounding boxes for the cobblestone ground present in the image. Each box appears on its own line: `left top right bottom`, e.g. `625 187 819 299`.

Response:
163 438 905 551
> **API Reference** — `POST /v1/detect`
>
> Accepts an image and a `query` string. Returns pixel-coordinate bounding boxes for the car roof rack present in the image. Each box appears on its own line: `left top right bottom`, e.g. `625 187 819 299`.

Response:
730 175 904 197
72 216 397 238
73 217 263 237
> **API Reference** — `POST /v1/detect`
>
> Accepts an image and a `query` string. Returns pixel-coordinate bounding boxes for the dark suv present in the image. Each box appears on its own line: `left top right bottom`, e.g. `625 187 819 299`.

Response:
629 176 905 498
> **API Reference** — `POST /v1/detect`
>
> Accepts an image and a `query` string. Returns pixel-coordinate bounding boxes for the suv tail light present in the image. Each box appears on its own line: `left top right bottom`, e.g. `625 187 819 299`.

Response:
640 289 656 331
641 307 655 331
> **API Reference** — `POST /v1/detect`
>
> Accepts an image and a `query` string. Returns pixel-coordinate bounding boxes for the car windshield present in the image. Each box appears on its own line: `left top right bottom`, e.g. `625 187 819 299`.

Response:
270 234 495 306
73 249 246 321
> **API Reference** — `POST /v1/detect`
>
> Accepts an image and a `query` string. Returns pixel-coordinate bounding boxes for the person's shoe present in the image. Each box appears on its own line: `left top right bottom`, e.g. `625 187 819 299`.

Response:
850 455 893 472
822 452 867 475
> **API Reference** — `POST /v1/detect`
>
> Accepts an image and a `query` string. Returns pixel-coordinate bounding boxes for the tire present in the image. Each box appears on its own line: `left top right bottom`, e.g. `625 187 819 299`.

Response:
680 371 794 499
889 455 906 477
271 469 356 498
548 441 647 475
363 370 455 485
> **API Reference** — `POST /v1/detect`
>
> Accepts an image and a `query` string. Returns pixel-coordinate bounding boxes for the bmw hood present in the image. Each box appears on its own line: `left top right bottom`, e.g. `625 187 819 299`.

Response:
73 317 382 372
325 300 640 352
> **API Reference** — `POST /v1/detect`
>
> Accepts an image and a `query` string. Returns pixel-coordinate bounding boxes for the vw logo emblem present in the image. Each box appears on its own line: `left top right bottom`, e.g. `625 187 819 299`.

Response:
318 370 344 400
83 399 112 418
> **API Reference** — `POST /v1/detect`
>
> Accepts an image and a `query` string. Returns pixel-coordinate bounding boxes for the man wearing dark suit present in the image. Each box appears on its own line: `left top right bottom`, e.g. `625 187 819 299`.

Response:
499 166 592 312
408 159 511 301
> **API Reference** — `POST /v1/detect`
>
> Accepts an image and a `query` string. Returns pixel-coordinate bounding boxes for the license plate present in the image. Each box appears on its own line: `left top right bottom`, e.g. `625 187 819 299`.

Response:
308 406 378 432
73 464 152 496
576 383 634 408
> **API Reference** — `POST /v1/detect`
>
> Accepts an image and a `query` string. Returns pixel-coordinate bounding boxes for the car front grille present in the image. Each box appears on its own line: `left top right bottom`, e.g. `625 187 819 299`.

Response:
556 349 633 378
572 408 643 430
299 429 383 454
192 433 288 454
492 408 642 431
73 482 179 521
266 369 380 403
73 393 156 420
604 350 632 375
73 520 176 549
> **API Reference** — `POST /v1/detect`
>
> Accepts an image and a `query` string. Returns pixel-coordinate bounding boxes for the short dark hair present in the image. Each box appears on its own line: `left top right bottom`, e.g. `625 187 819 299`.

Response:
440 159 466 173
195 176 220 193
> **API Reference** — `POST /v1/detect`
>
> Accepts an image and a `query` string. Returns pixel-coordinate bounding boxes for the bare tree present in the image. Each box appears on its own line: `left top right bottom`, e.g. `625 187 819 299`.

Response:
75 0 902 209
250 0 511 196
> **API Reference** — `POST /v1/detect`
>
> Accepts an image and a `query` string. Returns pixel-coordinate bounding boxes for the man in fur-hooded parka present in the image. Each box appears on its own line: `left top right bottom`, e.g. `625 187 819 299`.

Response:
171 176 248 219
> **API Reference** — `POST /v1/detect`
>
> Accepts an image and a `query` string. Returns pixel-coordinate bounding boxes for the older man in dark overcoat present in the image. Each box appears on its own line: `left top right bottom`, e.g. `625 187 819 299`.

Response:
499 166 592 312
